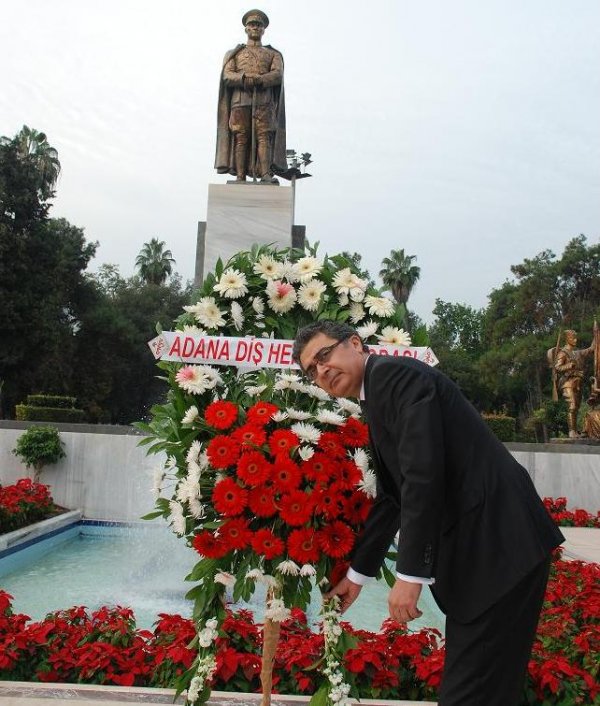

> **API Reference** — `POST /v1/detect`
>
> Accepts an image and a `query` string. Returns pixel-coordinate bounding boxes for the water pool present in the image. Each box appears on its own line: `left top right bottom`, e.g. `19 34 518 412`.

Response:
0 521 445 633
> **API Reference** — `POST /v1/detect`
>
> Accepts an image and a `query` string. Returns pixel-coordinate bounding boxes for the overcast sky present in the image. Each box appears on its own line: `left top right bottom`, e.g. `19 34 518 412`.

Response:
2 0 599 323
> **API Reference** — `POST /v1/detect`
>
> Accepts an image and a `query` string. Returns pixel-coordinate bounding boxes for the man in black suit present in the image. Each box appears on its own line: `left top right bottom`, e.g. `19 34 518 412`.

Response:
293 320 564 706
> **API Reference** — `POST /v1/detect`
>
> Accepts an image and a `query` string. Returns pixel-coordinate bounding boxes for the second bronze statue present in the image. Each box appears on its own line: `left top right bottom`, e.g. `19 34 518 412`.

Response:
215 9 287 184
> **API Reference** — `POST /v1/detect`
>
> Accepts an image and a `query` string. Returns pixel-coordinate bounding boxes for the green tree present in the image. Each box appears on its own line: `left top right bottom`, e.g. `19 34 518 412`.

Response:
135 238 176 285
379 249 420 330
13 426 65 482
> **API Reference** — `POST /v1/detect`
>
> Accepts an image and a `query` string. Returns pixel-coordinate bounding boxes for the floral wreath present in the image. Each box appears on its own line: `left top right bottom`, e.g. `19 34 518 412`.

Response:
140 243 423 706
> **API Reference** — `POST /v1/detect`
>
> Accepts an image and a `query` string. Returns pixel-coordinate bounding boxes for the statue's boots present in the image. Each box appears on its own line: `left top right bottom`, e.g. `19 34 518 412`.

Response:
568 410 580 438
234 142 247 182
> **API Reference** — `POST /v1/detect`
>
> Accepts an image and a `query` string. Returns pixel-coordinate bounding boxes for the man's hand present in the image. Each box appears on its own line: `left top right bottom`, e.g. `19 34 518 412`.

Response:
388 579 423 623
324 577 362 614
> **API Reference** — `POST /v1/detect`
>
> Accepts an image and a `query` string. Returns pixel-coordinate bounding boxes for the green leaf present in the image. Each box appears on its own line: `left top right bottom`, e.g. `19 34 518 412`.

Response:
140 510 164 520
308 682 329 706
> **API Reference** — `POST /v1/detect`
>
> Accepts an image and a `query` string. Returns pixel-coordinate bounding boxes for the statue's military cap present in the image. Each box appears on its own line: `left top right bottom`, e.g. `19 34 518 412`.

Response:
242 9 269 27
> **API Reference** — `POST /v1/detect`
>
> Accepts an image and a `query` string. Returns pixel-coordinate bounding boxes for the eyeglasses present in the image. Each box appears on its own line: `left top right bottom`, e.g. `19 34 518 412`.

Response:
303 337 349 382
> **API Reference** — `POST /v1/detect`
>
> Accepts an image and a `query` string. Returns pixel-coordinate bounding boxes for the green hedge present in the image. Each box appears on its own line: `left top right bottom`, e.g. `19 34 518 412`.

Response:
26 394 77 409
15 405 86 423
482 413 516 442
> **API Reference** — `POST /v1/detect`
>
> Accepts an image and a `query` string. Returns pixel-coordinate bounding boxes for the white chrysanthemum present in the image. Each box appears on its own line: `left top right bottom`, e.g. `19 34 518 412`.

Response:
186 460 201 484
356 319 378 339
213 268 248 299
280 259 299 282
165 455 177 470
285 407 313 420
279 372 302 382
251 296 265 316
298 280 327 312
301 384 331 402
336 398 362 416
298 445 315 461
292 256 323 282
198 450 210 471
151 466 164 499
266 279 296 313
168 500 186 536
359 469 377 498
244 383 268 396
338 293 349 306
364 294 395 318
274 376 304 392
198 624 218 648
246 568 264 581
176 477 199 503
272 410 289 423
377 326 412 346
352 448 370 473
230 301 244 331
184 297 226 329
253 254 284 280
186 440 202 464
182 405 199 425
316 409 345 426
175 364 222 395
300 564 316 577
187 676 202 703
214 571 236 587
188 497 205 519
348 302 366 324
264 598 291 622
182 324 207 336
259 574 279 588
291 421 321 444
276 560 300 576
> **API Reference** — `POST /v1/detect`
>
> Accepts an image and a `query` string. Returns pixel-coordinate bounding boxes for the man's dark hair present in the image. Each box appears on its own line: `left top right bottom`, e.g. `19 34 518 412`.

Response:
293 320 368 365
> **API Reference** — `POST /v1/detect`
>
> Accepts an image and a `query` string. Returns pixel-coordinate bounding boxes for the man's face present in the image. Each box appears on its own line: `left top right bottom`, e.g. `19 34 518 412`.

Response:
299 333 367 398
245 20 265 41
566 331 577 347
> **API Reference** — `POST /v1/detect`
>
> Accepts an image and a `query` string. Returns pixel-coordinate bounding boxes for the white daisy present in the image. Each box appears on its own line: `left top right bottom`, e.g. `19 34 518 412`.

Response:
291 421 321 444
299 564 316 577
182 405 199 425
298 280 327 312
182 324 207 336
316 409 345 426
280 259 299 282
186 441 202 464
336 398 362 416
348 302 366 324
285 407 313 420
186 460 201 484
251 296 265 316
165 455 178 471
349 286 366 302
292 256 323 283
246 568 264 581
244 384 268 396
185 297 226 329
352 448 370 472
356 320 378 339
272 410 288 422
266 279 296 314
298 445 315 461
364 294 395 318
274 376 304 392
253 254 284 280
338 293 350 306
168 500 186 536
198 450 210 471
151 466 164 499
175 364 223 395
377 326 412 346
213 268 248 299
331 268 356 294
230 301 244 331
188 497 206 520
301 384 331 402
276 560 300 576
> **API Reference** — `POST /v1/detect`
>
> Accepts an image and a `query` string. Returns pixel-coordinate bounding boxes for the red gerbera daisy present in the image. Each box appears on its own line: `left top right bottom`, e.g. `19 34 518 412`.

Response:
219 518 251 550
312 482 345 519
287 527 320 564
317 521 355 558
233 424 267 450
338 417 369 447
236 451 271 487
248 485 278 518
268 429 299 457
212 478 248 517
192 531 228 558
271 456 302 493
251 528 285 560
337 460 363 489
246 401 279 426
301 452 336 482
344 490 373 524
317 432 346 459
279 490 313 526
204 400 239 430
206 435 240 469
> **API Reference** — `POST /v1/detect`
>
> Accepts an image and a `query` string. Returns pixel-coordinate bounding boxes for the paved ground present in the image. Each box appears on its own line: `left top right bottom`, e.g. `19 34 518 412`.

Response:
1 530 597 706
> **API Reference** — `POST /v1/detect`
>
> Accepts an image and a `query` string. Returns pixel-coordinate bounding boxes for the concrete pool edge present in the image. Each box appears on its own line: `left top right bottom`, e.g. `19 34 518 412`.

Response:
0 681 437 705
0 510 82 554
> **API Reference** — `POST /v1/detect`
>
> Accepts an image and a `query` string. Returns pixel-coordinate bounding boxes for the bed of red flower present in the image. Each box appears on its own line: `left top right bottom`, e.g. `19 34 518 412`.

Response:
0 479 59 534
0 551 598 705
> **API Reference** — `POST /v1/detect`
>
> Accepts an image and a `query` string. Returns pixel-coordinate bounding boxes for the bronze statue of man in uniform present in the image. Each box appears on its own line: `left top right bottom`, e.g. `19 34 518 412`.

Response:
551 329 594 438
215 9 287 183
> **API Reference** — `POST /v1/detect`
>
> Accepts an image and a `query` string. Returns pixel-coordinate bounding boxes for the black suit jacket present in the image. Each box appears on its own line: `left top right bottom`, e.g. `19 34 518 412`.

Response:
352 355 564 623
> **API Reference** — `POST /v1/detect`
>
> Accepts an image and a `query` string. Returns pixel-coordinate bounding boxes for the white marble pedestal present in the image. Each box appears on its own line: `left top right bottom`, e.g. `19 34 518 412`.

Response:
197 183 295 281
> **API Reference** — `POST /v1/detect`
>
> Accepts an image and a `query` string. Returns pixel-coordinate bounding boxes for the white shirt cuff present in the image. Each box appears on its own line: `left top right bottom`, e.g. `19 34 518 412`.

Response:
346 567 373 585
397 572 435 585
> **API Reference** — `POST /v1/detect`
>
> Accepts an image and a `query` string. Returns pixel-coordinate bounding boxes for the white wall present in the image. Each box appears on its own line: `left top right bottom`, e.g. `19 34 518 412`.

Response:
1 427 599 520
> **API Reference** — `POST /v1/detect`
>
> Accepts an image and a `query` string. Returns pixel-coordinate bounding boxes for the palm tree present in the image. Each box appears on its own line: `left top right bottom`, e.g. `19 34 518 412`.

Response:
135 238 176 285
379 249 421 329
12 125 61 197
